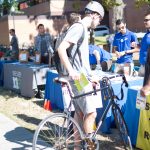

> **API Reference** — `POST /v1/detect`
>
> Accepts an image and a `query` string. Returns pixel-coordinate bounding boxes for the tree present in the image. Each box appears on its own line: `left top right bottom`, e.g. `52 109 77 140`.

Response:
2 0 11 15
135 0 150 8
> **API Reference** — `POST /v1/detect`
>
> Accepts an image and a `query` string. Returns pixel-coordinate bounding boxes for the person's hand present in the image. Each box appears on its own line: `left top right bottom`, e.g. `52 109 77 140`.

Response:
69 70 81 81
119 51 126 56
140 85 150 97
89 75 100 85
115 51 121 58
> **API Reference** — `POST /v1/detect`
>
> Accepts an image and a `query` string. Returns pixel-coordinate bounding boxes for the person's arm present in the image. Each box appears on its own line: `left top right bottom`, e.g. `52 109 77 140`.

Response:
34 36 39 51
93 49 100 64
47 34 54 54
140 79 150 97
125 33 140 54
140 46 150 96
113 46 122 58
58 41 81 80
10 37 15 46
125 43 140 54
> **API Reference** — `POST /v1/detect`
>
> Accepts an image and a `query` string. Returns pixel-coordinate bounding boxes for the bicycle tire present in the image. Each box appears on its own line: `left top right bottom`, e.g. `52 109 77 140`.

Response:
112 104 132 150
32 113 84 150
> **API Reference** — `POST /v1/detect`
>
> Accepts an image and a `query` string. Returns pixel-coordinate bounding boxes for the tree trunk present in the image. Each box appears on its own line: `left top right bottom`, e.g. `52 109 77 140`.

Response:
112 0 126 32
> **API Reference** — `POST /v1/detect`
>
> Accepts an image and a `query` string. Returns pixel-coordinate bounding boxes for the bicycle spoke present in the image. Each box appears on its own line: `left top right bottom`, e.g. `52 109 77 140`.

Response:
33 113 84 150
112 105 132 150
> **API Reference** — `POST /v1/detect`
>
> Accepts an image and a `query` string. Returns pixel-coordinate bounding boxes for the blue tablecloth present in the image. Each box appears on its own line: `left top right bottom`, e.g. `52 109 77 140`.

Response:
44 70 64 110
44 71 143 133
124 86 141 146
96 77 143 133
0 60 15 86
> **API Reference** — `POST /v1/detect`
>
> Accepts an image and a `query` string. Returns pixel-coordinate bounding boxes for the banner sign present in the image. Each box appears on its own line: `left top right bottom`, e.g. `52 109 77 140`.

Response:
136 95 150 149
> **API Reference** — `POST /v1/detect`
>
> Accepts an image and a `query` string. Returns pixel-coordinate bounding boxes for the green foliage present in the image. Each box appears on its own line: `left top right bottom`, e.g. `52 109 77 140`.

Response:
72 0 82 12
135 0 150 8
101 0 121 10
2 0 11 9
12 1 19 11
94 36 108 45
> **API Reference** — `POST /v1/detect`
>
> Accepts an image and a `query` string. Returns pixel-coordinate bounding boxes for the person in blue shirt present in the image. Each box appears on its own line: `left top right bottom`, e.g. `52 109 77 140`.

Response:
140 46 150 97
89 44 112 71
113 19 139 76
139 11 150 77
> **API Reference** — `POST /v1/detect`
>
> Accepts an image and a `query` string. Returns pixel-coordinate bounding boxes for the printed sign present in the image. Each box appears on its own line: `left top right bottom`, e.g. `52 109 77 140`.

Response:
136 94 150 149
136 90 146 110
12 71 22 90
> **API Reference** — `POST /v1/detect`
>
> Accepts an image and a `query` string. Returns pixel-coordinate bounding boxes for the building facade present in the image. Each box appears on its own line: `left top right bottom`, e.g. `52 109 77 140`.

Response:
0 0 149 46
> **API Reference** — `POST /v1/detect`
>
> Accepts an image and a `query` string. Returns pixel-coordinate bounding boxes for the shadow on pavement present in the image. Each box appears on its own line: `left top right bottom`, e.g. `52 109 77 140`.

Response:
4 126 33 150
15 114 42 126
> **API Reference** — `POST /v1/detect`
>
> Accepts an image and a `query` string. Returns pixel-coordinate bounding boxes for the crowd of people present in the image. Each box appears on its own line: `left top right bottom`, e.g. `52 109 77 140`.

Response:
8 1 150 146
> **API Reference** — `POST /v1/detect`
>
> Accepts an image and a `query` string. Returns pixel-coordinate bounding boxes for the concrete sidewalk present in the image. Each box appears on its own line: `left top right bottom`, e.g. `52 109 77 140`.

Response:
0 113 33 150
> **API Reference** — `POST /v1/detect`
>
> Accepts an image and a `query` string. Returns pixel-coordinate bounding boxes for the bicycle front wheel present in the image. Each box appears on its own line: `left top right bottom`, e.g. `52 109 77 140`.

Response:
112 104 132 150
33 113 84 150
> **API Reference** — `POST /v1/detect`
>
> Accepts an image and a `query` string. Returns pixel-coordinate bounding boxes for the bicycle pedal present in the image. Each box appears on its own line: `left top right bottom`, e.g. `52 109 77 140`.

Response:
84 138 97 150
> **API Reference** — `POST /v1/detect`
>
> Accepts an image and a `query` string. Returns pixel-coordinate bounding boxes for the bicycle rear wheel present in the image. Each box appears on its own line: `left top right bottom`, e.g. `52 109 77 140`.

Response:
112 104 132 150
33 113 84 150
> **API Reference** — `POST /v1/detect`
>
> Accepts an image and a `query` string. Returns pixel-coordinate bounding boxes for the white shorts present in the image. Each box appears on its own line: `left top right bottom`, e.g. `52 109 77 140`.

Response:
114 63 134 76
68 79 103 115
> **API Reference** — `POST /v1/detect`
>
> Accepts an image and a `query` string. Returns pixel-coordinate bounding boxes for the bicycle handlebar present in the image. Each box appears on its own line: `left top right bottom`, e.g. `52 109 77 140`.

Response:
53 74 128 100
104 74 128 87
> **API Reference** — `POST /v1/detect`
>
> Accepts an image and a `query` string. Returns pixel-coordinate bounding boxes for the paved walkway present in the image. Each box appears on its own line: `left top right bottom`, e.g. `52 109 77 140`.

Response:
0 113 33 150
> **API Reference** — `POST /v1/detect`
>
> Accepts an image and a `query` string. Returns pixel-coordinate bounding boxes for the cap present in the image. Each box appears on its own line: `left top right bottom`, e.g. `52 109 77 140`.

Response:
85 1 104 18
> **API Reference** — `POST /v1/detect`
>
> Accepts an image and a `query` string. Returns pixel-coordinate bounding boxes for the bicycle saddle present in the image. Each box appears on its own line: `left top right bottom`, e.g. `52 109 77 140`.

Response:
53 77 69 85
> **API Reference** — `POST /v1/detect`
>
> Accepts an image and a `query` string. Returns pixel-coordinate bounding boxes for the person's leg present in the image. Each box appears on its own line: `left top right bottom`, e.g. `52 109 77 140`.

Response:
74 111 84 150
101 61 107 71
83 112 97 134
114 63 123 74
138 65 145 77
107 60 112 71
129 62 134 76
93 50 100 65
93 50 102 70
101 60 112 71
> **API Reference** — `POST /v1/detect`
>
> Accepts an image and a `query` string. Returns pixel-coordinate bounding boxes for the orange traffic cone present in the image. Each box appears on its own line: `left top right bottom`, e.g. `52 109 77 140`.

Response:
44 99 52 111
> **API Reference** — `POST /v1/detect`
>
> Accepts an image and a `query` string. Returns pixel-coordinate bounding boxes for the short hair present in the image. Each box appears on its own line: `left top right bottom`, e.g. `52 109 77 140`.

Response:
37 24 44 29
116 19 126 25
67 13 81 26
144 10 150 17
9 29 15 33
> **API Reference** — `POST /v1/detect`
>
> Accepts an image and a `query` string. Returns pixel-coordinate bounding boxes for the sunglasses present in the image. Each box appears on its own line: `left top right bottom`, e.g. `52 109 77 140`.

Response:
144 19 150 22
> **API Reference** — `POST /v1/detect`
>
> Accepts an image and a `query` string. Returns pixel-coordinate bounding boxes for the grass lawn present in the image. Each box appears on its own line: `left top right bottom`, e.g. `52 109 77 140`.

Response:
94 35 108 45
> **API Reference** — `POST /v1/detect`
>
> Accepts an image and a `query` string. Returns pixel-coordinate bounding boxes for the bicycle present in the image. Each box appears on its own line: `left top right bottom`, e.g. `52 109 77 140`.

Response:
32 74 132 150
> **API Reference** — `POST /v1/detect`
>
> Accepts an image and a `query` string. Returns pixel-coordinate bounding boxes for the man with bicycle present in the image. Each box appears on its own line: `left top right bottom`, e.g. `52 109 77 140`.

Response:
57 1 104 146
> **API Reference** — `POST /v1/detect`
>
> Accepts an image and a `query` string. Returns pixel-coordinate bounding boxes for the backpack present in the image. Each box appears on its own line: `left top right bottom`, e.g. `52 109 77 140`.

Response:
53 22 84 76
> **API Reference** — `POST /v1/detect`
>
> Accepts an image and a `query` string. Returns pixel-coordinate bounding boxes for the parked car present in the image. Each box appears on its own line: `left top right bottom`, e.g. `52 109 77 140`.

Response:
94 25 110 36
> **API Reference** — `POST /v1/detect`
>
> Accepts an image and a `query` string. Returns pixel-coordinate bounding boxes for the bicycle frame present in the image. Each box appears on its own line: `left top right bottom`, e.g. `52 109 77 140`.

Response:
57 74 128 137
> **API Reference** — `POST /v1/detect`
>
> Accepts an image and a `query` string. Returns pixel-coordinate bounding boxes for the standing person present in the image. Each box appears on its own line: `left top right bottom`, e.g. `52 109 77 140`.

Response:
112 19 139 76
139 11 150 77
140 46 150 96
34 24 54 64
89 44 112 71
58 0 104 142
9 29 19 60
